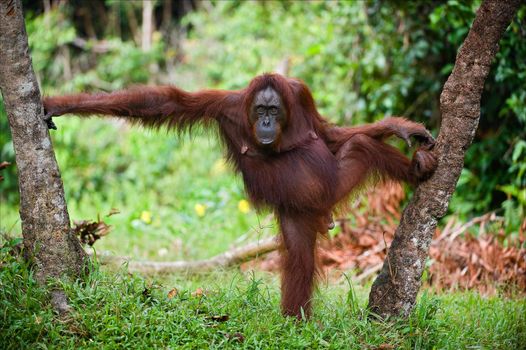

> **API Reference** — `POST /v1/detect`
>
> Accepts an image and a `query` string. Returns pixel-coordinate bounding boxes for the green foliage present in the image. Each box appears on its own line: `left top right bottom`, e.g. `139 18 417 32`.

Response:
63 38 165 92
25 9 76 81
2 1 525 244
184 0 526 232
0 103 18 206
442 5 526 231
1 246 525 349
26 8 165 93
184 1 424 124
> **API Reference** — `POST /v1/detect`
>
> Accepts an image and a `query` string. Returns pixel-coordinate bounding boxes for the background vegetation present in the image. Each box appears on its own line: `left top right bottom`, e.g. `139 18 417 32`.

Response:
0 1 525 348
2 1 524 245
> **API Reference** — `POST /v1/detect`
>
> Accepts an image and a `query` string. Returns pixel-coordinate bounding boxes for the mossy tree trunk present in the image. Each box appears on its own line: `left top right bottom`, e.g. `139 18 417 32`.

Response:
368 0 521 319
0 0 87 313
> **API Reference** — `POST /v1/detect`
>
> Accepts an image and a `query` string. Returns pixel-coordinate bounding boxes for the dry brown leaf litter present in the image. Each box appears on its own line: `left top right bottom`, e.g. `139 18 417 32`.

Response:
245 184 525 295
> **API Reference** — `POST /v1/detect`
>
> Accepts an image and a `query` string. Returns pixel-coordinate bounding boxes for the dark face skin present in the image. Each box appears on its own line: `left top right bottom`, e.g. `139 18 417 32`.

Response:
250 87 286 147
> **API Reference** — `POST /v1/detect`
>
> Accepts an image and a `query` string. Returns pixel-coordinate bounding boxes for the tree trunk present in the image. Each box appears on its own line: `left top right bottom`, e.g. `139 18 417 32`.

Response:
142 0 154 51
0 0 87 312
368 0 521 319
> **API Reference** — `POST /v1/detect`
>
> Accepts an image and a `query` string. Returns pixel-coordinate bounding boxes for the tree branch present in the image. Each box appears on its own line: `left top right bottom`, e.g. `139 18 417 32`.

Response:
90 237 278 274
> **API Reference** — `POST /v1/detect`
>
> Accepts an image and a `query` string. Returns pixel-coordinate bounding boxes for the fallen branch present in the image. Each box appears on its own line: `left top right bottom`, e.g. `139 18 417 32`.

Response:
354 263 383 283
89 237 278 274
88 209 507 279
434 212 503 243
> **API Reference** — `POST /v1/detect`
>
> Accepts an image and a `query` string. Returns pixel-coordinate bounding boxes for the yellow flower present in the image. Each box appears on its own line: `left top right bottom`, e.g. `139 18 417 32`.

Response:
140 211 152 224
238 199 250 214
194 203 206 217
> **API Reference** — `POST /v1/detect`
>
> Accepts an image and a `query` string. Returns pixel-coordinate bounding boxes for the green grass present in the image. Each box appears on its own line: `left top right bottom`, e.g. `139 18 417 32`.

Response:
0 246 524 349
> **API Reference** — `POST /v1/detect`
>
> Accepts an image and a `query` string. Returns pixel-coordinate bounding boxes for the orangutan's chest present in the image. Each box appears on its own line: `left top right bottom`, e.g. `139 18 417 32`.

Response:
238 145 338 210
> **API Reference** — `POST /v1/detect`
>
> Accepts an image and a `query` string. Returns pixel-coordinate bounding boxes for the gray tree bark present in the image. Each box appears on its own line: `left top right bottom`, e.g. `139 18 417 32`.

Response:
142 0 154 51
0 0 86 313
368 0 521 319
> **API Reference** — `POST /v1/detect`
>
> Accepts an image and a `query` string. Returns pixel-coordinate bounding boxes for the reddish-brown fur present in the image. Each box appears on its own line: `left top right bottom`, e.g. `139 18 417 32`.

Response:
43 73 437 318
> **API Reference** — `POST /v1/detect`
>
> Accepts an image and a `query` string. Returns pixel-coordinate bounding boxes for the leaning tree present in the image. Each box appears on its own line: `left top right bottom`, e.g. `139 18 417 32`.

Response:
368 0 521 319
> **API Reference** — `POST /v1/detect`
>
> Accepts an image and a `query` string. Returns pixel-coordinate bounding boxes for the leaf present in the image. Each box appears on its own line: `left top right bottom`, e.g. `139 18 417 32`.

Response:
167 288 178 299
192 288 204 297
210 315 229 322
0 161 10 181
0 161 10 170
512 140 526 162
375 344 395 350
224 332 244 343
72 219 112 246
106 208 120 217
357 234 377 248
